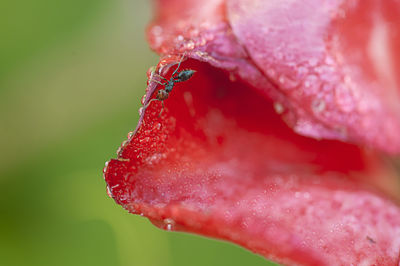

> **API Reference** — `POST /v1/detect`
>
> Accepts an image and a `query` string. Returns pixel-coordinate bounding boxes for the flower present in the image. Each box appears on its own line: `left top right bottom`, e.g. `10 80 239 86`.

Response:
104 0 400 264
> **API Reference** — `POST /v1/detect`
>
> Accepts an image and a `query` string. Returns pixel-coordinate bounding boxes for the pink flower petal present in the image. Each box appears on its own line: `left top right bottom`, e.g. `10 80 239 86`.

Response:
228 0 400 153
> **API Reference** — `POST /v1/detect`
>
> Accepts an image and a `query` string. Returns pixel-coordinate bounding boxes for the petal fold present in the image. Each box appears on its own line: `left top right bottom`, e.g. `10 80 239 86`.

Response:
148 0 400 153
105 59 400 265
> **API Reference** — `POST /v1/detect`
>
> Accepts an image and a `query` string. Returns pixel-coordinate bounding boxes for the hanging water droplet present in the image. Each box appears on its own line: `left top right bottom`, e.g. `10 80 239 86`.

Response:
163 218 176 231
103 161 110 174
106 186 113 198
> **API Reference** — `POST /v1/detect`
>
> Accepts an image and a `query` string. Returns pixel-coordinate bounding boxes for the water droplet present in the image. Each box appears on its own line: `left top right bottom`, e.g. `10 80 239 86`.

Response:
138 107 144 116
127 131 134 138
106 186 113 198
278 74 299 89
153 123 162 130
102 166 108 175
139 137 150 143
151 25 163 36
184 40 195 49
311 99 326 113
147 66 157 78
141 95 147 105
297 66 309 79
122 140 129 146
303 75 320 93
145 153 164 165
163 218 176 231
273 102 285 114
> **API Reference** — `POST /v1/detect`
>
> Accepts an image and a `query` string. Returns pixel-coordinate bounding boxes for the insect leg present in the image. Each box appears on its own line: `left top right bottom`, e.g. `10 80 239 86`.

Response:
152 73 168 82
148 78 167 86
158 101 165 117
171 53 186 77
143 98 159 110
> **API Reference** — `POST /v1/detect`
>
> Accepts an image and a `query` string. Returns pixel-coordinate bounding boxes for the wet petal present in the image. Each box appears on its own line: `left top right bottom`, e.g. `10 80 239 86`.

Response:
105 0 400 264
228 0 400 153
105 59 400 265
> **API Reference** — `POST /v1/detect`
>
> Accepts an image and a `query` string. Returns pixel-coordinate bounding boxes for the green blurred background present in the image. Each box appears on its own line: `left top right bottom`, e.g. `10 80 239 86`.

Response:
0 1 276 265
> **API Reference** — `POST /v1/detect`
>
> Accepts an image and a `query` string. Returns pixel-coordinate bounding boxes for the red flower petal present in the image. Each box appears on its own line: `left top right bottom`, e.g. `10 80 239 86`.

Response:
105 0 400 265
105 59 400 264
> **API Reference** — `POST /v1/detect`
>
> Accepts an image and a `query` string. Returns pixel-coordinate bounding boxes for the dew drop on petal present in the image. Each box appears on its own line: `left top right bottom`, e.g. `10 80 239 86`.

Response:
141 94 147 105
139 107 144 116
106 186 113 198
312 99 326 113
163 218 176 231
279 74 299 90
274 102 285 114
